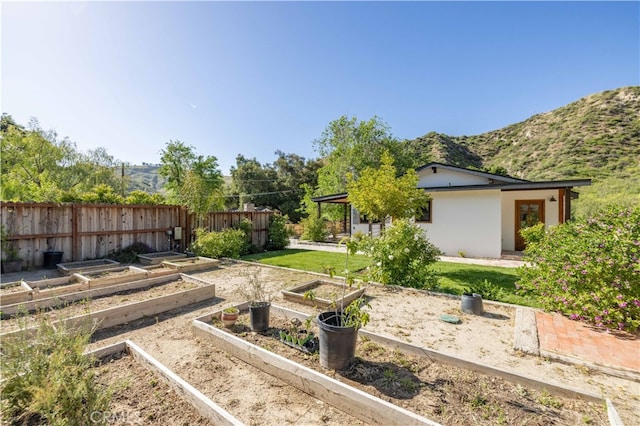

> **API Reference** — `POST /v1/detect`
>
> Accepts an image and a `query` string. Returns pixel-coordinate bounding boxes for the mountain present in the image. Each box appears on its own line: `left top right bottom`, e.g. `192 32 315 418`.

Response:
125 164 166 193
406 86 640 182
124 164 232 194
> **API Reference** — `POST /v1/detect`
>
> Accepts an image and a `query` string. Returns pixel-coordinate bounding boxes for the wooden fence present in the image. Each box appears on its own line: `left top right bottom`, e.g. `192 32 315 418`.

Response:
0 203 273 268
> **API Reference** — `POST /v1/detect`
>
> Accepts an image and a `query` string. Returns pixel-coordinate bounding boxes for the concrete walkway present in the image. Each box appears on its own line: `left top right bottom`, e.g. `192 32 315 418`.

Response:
288 238 526 268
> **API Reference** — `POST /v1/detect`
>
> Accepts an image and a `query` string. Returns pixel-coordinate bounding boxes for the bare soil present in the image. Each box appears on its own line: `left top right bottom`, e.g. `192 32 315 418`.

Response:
3 262 639 425
94 353 211 425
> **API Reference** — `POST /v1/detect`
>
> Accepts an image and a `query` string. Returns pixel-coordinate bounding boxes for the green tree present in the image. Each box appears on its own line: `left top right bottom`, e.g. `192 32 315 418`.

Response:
312 115 411 222
158 140 224 224
229 155 278 209
347 151 429 230
1 116 124 202
272 151 321 222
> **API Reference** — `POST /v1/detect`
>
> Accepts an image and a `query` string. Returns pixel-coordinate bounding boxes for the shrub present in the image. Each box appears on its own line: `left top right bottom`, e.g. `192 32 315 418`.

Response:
191 227 247 259
517 206 640 333
300 215 327 242
107 241 154 263
468 279 504 301
359 219 442 289
1 315 111 424
234 217 254 254
266 214 290 251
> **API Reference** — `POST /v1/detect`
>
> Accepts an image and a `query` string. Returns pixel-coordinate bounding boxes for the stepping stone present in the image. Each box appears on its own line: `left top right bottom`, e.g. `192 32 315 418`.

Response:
440 314 461 324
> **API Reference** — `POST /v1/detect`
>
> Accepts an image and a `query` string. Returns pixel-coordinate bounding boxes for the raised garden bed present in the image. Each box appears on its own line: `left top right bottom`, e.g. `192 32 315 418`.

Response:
78 265 149 287
281 279 366 309
137 251 187 265
0 274 212 329
161 256 220 273
57 259 120 275
89 341 242 425
194 305 610 426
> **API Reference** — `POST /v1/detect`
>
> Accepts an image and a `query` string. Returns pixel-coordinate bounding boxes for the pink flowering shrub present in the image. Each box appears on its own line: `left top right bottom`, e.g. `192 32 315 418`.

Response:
517 206 640 333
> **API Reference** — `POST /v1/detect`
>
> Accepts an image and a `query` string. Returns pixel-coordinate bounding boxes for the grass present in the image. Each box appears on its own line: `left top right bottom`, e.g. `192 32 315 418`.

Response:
242 249 539 307
243 249 372 276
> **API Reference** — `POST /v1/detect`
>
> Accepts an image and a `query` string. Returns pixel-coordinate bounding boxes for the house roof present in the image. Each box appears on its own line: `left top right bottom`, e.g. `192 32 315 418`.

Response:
311 179 592 203
312 162 591 203
419 179 592 193
414 162 528 184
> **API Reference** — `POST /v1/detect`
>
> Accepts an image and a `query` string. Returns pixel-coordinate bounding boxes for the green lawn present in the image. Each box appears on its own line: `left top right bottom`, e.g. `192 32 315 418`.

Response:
242 249 538 307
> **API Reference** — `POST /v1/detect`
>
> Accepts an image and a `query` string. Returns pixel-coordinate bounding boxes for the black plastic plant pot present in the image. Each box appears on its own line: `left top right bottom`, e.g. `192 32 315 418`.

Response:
317 311 358 370
43 251 63 269
249 302 271 332
461 293 484 315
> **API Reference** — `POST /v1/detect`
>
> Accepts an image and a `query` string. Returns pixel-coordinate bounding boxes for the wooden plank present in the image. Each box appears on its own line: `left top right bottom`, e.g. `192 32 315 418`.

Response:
194 301 251 324
84 341 128 360
1 274 182 315
126 340 243 426
0 288 33 305
192 319 438 426
1 284 216 340
606 398 624 426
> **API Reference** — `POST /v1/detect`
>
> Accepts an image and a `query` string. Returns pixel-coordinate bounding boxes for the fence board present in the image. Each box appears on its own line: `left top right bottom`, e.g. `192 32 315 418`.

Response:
1 203 273 268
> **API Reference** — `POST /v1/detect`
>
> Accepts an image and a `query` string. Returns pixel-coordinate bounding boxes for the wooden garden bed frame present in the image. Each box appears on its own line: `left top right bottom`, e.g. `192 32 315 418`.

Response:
86 340 243 425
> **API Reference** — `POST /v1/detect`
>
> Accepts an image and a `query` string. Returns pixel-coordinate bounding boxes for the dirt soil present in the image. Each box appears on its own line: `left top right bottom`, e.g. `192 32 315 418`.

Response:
3 262 639 425
94 353 212 425
218 314 607 425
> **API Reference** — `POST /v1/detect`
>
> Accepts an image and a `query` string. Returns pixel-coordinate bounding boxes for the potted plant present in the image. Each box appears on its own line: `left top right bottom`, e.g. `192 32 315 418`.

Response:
240 269 272 332
1 225 23 274
220 306 239 327
317 237 370 370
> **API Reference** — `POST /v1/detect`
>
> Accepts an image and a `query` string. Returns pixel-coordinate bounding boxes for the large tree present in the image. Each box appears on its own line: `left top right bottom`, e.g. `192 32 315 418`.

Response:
1 116 121 202
229 155 278 209
314 115 412 196
229 152 321 221
347 151 429 230
158 140 224 223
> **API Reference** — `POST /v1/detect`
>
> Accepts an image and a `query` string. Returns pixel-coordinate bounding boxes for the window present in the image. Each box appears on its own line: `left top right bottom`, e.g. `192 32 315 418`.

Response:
416 200 432 223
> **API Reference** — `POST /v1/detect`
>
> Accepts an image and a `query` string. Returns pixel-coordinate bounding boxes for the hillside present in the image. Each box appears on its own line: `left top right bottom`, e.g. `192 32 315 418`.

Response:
125 164 166 193
406 86 640 182
124 164 232 194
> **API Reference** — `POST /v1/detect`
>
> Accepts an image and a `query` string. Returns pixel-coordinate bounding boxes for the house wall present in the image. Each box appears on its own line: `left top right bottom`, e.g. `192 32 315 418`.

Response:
416 190 502 258
501 189 562 251
417 168 491 187
351 208 382 237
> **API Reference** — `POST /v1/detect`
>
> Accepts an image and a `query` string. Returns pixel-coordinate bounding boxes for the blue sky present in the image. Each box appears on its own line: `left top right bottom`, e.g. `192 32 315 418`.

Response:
3 1 639 174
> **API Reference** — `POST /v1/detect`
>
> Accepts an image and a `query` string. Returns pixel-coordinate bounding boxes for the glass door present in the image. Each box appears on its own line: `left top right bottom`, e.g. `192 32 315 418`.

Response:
515 200 545 251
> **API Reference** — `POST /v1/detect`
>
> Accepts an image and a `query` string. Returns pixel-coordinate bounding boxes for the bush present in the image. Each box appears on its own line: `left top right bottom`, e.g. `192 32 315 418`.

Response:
1 316 111 424
300 216 327 242
359 219 442 289
468 279 504 301
107 241 154 263
234 218 254 254
517 206 640 333
266 214 290 251
191 227 247 259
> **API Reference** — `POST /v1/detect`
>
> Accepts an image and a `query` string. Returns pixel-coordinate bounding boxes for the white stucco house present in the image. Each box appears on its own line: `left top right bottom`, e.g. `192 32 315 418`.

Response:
312 162 591 259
